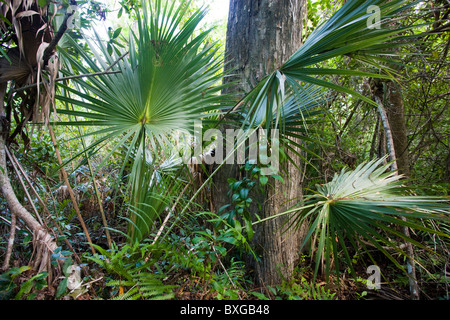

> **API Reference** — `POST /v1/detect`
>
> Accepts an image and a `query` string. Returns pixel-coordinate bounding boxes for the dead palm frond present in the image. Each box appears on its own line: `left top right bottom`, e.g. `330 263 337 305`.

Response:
0 0 61 125
0 0 83 275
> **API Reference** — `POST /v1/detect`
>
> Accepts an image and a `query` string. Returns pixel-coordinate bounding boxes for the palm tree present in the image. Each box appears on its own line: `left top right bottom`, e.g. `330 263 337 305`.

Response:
60 0 449 276
231 0 449 297
256 157 449 281
56 0 230 242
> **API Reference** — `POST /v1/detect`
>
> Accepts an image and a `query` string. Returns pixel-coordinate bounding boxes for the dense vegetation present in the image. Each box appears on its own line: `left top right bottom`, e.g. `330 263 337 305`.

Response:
0 0 449 301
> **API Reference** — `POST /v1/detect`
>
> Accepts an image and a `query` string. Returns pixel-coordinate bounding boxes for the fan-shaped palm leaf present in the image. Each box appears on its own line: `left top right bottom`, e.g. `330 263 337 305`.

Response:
57 1 228 157
55 0 230 242
257 157 450 281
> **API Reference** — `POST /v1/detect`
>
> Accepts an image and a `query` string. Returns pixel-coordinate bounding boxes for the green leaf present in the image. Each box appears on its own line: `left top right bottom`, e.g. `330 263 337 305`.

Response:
56 278 68 298
239 188 249 200
62 257 74 276
249 292 269 300
112 27 122 39
256 157 450 283
107 43 113 56
271 174 284 183
56 0 231 243
259 175 269 186
218 204 231 215
239 0 427 172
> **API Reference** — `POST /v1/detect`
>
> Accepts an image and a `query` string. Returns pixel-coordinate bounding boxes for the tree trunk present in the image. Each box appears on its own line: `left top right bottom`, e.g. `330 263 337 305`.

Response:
384 81 410 177
0 84 57 274
215 0 307 286
372 79 410 176
374 89 420 300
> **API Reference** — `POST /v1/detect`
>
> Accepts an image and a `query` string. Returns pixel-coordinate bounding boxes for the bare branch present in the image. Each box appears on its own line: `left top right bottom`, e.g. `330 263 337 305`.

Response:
42 2 77 65
12 51 129 94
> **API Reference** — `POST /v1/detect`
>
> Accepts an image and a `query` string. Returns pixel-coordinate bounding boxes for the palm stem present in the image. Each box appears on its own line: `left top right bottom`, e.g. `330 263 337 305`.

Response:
48 124 96 255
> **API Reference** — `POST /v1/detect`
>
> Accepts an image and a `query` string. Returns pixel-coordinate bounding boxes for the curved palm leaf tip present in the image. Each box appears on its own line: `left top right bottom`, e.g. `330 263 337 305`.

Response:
289 157 450 281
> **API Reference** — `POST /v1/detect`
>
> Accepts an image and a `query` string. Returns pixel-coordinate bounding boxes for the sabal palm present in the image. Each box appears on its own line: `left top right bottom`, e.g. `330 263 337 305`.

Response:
257 157 449 281
57 0 229 241
238 0 449 282
58 1 227 154
238 0 422 146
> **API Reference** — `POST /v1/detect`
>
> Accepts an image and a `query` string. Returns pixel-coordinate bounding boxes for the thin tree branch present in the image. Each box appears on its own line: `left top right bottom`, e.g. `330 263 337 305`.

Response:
57 70 122 82
150 182 190 247
5 147 45 226
104 51 129 72
11 70 122 94
374 90 420 301
7 148 83 264
374 95 398 172
48 124 96 255
1 212 16 271
42 1 78 65
12 51 128 94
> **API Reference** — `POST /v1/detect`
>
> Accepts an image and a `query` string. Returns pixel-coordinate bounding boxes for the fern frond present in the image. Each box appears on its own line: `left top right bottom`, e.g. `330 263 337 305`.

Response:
112 286 141 300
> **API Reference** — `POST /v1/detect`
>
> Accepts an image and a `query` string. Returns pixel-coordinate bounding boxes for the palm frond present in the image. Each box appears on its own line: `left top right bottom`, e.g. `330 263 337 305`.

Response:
284 157 450 281
127 149 185 243
56 0 229 157
55 0 232 242
239 0 426 150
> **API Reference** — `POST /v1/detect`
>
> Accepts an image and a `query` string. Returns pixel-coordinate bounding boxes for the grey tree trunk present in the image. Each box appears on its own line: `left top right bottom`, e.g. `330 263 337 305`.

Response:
214 0 307 286
0 83 57 274
372 80 410 176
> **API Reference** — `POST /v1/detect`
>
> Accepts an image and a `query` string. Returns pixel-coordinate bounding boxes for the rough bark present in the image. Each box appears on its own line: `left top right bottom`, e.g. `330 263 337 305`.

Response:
384 81 410 177
372 80 410 176
215 0 307 286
